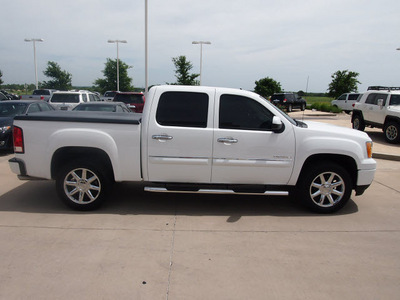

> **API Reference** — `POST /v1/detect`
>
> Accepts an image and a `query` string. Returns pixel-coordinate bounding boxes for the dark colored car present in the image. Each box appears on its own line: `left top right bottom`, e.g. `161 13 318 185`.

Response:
271 93 307 112
0 92 8 101
0 100 54 151
73 102 132 113
113 92 145 113
1 90 19 100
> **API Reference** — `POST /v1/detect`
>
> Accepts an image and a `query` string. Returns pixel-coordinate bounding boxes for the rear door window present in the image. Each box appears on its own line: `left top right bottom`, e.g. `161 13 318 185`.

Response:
156 91 209 128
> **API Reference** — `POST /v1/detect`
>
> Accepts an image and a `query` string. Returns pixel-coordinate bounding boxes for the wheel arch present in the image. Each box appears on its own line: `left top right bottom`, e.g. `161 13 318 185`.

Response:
51 146 114 181
384 115 400 126
296 154 357 189
351 110 364 122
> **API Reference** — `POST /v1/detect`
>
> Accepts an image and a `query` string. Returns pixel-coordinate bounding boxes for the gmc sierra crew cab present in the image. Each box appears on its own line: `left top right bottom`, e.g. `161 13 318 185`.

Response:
9 85 376 213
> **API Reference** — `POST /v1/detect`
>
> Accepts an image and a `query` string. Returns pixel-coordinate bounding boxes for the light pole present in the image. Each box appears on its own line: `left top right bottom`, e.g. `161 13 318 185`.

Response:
145 0 149 97
192 41 211 85
108 39 127 91
24 38 44 89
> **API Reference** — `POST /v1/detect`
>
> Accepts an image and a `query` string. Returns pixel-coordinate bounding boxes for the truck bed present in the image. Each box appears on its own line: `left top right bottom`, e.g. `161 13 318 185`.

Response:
14 111 142 125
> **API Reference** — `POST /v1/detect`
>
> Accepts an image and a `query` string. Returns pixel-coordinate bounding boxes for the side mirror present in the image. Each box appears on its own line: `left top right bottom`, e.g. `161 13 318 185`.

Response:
271 116 284 133
377 99 384 109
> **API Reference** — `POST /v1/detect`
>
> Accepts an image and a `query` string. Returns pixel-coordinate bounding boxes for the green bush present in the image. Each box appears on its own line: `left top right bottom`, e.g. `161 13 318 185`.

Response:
309 102 341 113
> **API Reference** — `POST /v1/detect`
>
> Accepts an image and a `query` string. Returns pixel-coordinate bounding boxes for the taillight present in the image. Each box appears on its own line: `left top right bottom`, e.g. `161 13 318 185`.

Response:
283 98 287 102
13 126 24 153
40 96 44 100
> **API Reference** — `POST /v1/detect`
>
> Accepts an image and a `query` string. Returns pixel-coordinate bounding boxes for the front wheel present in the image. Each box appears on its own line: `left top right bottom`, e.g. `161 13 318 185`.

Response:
287 104 293 112
56 161 111 210
300 103 306 111
384 121 400 144
297 163 352 213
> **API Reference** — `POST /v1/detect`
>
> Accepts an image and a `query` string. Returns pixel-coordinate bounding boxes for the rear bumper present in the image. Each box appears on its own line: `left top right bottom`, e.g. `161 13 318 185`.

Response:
9 157 26 176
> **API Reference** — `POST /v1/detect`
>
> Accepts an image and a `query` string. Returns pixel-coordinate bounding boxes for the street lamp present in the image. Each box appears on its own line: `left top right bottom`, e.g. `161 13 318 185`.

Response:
108 39 127 91
24 38 44 89
192 41 211 85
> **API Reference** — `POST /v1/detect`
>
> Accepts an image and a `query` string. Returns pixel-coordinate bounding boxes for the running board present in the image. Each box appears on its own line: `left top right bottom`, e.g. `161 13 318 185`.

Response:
144 187 288 196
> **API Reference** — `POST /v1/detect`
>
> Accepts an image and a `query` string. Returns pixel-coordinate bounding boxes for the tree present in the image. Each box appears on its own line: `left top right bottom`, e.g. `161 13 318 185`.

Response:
171 55 199 85
254 77 282 98
94 58 133 93
328 70 360 98
41 61 72 90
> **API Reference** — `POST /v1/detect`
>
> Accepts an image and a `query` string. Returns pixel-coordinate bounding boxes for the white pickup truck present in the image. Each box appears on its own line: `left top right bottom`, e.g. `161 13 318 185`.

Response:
9 85 376 213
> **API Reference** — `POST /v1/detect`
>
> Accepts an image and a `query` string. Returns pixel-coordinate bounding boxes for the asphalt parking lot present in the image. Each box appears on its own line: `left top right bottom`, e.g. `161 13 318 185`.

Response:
0 111 399 299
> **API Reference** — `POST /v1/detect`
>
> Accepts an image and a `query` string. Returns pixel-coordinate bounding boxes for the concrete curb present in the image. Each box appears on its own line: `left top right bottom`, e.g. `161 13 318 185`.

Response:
373 153 400 161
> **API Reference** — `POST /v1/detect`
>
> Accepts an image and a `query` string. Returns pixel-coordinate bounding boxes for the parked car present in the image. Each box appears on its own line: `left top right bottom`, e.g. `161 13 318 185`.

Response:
352 86 400 143
331 93 361 113
73 102 132 113
0 100 54 151
0 90 19 100
0 92 9 101
49 90 100 111
101 91 119 102
113 92 145 112
270 93 306 112
19 89 57 101
10 85 375 213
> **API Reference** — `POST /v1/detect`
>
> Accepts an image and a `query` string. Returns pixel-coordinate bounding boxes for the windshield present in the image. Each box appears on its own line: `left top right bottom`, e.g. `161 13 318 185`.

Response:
390 94 400 105
0 103 27 117
114 94 144 104
51 94 80 103
259 96 297 126
104 91 117 97
33 89 51 95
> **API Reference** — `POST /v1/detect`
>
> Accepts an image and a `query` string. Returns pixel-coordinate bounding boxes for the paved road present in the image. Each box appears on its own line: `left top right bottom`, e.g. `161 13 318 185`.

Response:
0 150 399 299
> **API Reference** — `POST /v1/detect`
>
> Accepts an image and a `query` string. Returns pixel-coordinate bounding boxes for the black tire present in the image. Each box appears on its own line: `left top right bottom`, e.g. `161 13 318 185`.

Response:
297 163 352 213
56 160 111 210
287 104 293 112
384 121 400 144
352 115 365 131
300 103 306 111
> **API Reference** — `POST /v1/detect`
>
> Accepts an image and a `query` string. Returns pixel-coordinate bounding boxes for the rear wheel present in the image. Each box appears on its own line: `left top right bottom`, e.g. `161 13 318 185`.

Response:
352 115 365 131
384 121 400 144
300 103 306 111
297 163 352 213
56 160 111 210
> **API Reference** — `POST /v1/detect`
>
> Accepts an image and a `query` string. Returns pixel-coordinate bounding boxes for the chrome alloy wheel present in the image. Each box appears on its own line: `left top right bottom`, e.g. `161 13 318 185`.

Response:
385 124 398 141
309 171 345 208
63 168 101 204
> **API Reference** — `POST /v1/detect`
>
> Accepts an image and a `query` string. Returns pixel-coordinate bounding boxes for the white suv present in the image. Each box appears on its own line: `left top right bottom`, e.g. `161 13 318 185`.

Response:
49 90 101 111
331 93 361 113
352 86 400 143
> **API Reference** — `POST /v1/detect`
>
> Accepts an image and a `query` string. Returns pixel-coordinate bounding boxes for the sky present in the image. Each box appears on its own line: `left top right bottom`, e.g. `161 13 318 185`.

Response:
1 0 400 93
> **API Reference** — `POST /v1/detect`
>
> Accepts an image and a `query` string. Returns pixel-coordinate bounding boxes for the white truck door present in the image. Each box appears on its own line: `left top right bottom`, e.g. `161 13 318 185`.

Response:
146 89 214 183
211 93 296 185
364 93 388 124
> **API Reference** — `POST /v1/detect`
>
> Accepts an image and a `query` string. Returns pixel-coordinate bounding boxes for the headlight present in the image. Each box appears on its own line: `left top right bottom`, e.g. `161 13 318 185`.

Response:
0 126 11 134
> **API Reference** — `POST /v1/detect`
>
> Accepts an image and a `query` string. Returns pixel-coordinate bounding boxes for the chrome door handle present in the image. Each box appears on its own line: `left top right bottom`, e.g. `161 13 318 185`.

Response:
217 137 238 144
152 134 173 141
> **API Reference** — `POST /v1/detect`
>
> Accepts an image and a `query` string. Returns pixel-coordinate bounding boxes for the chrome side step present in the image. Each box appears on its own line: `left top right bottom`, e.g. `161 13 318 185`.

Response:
144 187 288 196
